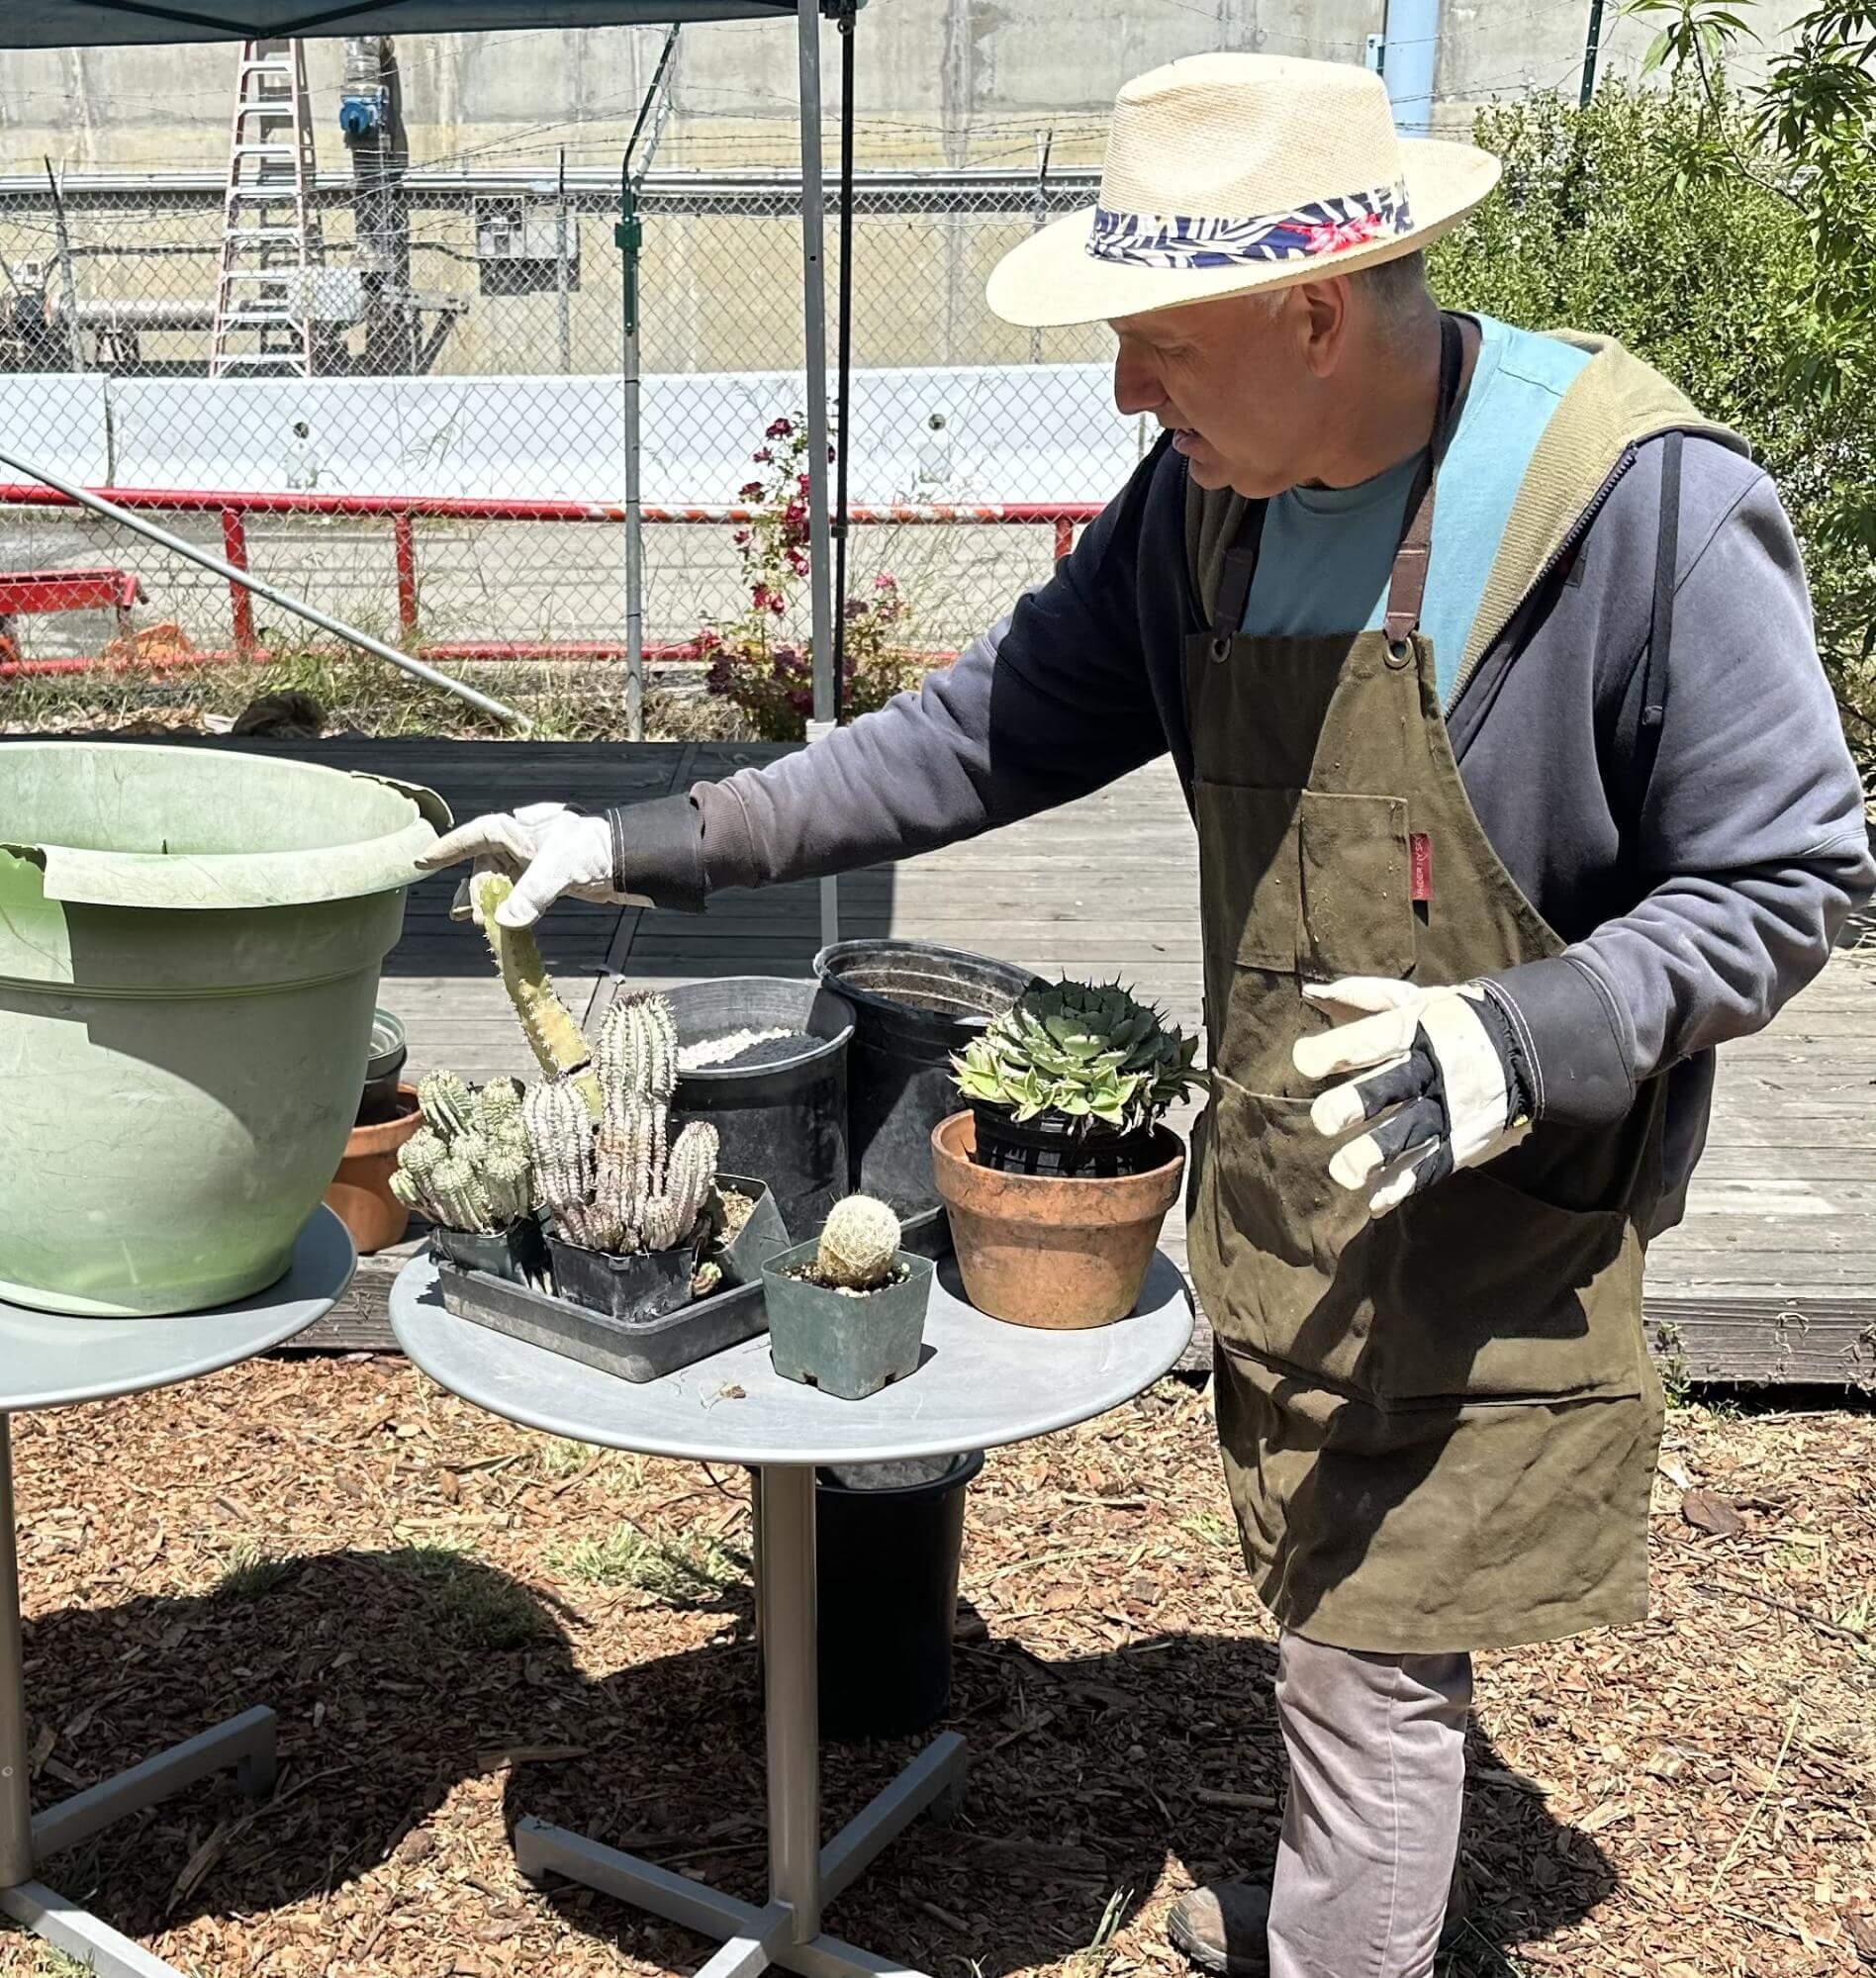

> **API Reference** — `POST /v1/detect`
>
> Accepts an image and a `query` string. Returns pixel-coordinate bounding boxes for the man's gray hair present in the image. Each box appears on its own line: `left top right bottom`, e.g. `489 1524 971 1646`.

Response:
1249 248 1431 324
1354 249 1431 325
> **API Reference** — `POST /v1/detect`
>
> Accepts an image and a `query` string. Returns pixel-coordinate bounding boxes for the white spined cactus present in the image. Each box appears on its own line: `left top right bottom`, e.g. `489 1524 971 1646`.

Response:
417 1069 474 1139
396 1073 538 1234
524 1079 598 1243
642 1121 718 1252
521 990 717 1259
816 1195 902 1292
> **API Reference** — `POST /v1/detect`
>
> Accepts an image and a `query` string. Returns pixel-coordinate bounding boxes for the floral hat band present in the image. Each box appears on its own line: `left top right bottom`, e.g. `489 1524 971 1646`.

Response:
1086 181 1414 273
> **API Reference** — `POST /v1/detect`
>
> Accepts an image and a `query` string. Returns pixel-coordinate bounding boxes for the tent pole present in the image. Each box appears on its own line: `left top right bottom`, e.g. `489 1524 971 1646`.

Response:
797 0 839 952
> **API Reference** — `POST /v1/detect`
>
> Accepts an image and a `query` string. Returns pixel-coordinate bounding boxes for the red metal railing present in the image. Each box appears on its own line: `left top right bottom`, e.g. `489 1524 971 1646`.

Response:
0 482 1098 679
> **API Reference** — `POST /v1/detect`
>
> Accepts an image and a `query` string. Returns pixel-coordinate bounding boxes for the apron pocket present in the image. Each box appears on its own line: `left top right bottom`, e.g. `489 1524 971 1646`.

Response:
1366 1164 1649 1403
1193 780 1301 976
1192 1077 1379 1392
1298 790 1415 981
1190 1077 1648 1405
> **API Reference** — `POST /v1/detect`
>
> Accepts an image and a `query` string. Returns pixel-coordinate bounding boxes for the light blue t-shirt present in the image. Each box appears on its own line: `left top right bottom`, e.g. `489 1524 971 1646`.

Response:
1242 314 1591 704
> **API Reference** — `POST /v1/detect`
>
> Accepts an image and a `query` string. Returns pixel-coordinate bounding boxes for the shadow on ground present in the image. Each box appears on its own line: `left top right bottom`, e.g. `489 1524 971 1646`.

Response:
19 1550 1610 1975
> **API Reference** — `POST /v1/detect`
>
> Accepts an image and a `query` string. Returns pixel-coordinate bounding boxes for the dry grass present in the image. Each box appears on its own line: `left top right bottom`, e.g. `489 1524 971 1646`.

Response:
0 650 757 745
0 1360 1871 1978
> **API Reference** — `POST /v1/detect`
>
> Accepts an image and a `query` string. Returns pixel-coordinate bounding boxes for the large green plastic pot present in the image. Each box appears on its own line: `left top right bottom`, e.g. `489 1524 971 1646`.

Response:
0 742 449 1317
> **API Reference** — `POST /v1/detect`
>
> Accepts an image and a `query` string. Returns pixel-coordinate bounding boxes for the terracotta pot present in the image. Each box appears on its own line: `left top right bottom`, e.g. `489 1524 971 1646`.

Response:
930 1111 1183 1329
324 1083 422 1256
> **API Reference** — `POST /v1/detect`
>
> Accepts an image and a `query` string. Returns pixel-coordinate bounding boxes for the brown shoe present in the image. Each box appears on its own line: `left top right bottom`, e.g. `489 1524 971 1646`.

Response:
1168 1874 1471 1976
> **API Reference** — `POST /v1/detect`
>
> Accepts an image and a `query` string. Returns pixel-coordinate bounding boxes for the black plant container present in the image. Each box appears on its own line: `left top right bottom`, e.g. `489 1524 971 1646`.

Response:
968 1100 1162 1179
546 1228 701 1324
428 1217 546 1285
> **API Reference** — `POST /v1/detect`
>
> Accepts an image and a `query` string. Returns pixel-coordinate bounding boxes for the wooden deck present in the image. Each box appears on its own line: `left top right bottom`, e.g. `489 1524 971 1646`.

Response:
190 736 1875 1386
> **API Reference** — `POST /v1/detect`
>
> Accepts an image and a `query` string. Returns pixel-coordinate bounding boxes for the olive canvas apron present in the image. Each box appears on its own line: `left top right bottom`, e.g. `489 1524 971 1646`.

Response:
1186 317 1667 1654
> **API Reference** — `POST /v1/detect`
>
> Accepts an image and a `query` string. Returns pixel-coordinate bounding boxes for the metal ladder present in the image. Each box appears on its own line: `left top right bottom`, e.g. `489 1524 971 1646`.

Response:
209 39 323 378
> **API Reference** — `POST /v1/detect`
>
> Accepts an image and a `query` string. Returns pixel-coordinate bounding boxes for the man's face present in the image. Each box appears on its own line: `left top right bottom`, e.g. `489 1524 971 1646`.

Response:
1109 288 1321 500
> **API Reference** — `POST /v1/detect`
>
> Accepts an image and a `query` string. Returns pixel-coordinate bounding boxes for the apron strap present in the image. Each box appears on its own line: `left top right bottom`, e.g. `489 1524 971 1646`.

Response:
1383 312 1466 649
1209 502 1267 639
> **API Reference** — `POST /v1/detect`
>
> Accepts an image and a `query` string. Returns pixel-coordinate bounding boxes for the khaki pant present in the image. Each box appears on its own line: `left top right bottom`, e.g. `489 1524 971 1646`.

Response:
1267 1632 1471 1978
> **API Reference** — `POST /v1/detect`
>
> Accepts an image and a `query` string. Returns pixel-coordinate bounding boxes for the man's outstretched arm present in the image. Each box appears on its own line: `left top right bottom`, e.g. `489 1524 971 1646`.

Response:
422 445 1173 925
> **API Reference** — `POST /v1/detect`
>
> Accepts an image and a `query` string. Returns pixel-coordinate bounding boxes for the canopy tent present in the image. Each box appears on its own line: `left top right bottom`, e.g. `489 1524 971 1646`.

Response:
2 0 855 943
3 2 797 45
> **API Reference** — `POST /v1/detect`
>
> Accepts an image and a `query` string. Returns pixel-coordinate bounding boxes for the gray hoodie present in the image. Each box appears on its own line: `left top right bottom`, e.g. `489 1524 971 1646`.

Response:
611 335 1874 1233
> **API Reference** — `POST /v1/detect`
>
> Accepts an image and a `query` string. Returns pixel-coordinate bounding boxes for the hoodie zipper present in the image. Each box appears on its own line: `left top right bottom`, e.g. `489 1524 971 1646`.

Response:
1444 444 1640 723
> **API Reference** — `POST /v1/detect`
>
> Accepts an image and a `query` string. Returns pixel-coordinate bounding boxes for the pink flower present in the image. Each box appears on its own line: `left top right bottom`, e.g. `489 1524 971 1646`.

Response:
739 481 765 501
767 418 794 439
732 528 751 549
874 572 897 591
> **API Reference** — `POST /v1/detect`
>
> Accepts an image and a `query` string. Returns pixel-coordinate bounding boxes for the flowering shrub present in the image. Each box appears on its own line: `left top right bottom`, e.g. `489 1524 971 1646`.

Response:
699 415 935 742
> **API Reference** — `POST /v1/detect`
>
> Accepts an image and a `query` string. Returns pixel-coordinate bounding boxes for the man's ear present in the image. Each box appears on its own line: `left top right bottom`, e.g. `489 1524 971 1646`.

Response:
1294 278 1352 379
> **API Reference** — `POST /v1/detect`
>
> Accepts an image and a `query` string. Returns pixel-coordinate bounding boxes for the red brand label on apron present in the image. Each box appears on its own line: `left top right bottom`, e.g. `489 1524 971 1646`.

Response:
1411 833 1433 901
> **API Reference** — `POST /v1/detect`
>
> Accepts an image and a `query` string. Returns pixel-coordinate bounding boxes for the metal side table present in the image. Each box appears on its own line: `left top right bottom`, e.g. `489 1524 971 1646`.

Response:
1 1207 354 1978
391 1247 1192 1978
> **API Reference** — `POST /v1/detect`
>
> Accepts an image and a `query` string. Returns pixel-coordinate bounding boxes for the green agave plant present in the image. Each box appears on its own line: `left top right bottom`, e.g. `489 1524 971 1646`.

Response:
952 979 1200 1135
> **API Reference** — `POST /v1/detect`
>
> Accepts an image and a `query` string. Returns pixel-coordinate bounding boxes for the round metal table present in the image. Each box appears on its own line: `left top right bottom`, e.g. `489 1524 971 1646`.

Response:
391 1247 1193 1978
0 1208 355 1978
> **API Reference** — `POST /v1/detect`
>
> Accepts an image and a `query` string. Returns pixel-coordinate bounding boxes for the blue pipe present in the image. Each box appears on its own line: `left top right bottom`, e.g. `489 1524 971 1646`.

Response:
1382 0 1442 139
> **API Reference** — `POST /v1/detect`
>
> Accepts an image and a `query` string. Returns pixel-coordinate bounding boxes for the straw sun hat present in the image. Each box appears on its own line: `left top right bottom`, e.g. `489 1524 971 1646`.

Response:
986 52 1501 329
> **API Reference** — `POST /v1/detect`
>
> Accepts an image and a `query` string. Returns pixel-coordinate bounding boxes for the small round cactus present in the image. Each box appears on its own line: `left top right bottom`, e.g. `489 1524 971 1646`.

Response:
816 1195 901 1292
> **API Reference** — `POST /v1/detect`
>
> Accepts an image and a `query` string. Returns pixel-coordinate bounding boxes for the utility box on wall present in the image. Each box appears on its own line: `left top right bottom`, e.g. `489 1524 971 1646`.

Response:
472 195 581 296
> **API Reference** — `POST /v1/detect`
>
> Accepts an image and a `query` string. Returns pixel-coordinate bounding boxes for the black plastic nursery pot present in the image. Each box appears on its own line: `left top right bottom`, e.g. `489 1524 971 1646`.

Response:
813 940 1041 1216
546 1228 700 1324
761 1239 935 1401
969 1100 1164 1178
667 978 856 1240
429 1217 545 1285
816 1453 985 1742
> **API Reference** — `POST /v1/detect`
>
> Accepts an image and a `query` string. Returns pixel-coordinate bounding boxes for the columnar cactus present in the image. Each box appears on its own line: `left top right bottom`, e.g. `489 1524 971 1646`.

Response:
394 1074 535 1234
520 991 718 1258
417 1070 474 1140
523 1080 599 1246
816 1196 901 1291
470 871 604 1117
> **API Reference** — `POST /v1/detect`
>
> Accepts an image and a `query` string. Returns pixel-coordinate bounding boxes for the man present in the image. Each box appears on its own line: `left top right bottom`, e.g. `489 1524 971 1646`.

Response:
424 54 1874 1978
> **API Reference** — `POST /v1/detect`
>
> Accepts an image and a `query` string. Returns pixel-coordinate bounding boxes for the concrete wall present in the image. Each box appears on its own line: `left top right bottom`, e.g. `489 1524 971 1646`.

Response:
0 2 1812 178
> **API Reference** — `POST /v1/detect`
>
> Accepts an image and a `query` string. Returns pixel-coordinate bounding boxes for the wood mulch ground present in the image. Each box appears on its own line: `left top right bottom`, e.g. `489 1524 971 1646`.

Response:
3 1361 1871 1978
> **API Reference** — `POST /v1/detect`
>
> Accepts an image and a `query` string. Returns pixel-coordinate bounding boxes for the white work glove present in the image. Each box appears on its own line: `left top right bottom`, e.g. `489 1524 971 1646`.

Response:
1291 977 1536 1217
418 801 646 929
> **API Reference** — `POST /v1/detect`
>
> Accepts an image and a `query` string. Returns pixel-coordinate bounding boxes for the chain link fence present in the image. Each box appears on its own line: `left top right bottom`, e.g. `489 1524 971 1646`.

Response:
0 164 1146 682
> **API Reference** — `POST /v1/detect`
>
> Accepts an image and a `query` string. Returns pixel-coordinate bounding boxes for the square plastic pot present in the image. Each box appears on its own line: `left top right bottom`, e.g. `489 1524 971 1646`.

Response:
708 1176 793 1287
761 1240 935 1401
545 1228 700 1324
429 1218 546 1286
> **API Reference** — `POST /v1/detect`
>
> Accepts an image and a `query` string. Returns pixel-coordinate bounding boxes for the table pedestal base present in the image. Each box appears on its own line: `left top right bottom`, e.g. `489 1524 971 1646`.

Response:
516 1463 966 1978
1 1706 277 1978
517 1730 965 1978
